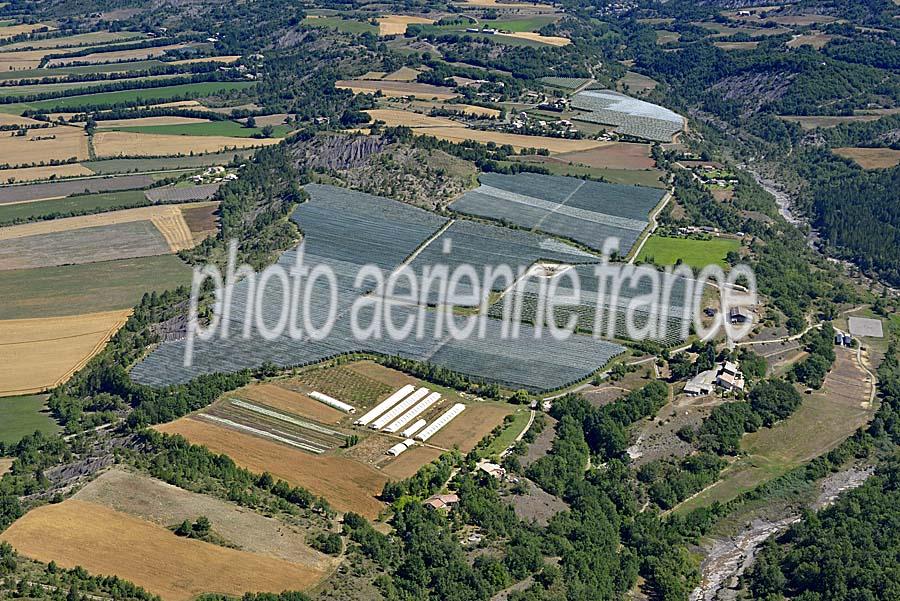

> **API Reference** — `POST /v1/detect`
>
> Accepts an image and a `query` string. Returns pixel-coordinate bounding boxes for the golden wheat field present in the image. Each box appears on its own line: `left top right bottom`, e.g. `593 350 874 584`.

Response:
0 309 131 396
0 499 329 601
0 125 89 167
365 108 459 128
0 23 55 39
382 66 422 81
436 103 502 117
92 131 280 157
0 163 94 183
377 15 434 36
0 202 215 252
0 113 46 127
834 147 900 170
0 49 57 70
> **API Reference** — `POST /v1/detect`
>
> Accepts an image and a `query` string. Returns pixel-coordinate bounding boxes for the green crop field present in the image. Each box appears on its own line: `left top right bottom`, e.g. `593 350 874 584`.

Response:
0 81 256 113
0 394 59 444
481 16 558 32
0 189 150 224
302 16 377 35
0 254 193 320
0 60 168 81
107 120 291 138
0 73 182 98
637 235 740 268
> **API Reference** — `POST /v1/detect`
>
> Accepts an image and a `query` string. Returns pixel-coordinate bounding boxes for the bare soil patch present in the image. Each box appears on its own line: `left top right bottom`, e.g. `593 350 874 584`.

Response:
180 202 219 244
232 383 347 424
503 479 567 526
0 458 12 476
554 142 654 170
154 417 388 518
428 403 514 452
380 445 444 479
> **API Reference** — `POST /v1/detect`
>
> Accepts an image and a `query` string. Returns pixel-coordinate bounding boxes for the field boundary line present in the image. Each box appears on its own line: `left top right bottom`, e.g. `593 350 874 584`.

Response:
627 189 671 263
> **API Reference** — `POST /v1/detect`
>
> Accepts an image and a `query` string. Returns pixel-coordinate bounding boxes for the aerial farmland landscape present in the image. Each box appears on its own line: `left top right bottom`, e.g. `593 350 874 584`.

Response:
0 1 899 600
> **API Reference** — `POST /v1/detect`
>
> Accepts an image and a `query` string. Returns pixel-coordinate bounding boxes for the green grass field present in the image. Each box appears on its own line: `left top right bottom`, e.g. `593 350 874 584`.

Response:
482 407 532 458
2 31 146 51
481 16 558 32
506 159 667 188
0 81 256 113
0 189 150 224
637 235 740 268
0 394 59 444
106 120 291 139
0 73 182 98
302 16 377 35
0 255 193 320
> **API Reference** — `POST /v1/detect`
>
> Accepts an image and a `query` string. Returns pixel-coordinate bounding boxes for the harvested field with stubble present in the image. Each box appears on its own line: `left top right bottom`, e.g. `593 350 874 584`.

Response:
0 163 94 183
555 142 655 170
0 202 214 260
93 131 280 157
0 49 52 70
0 125 88 166
380 446 444 480
497 31 570 46
365 108 459 128
0 23 54 39
378 15 434 36
428 403 514 451
0 220 172 270
154 417 388 518
75 469 337 570
0 499 328 601
0 309 131 396
231 383 348 424
337 80 458 100
45 42 193 66
786 33 834 49
0 458 12 476
834 147 900 169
